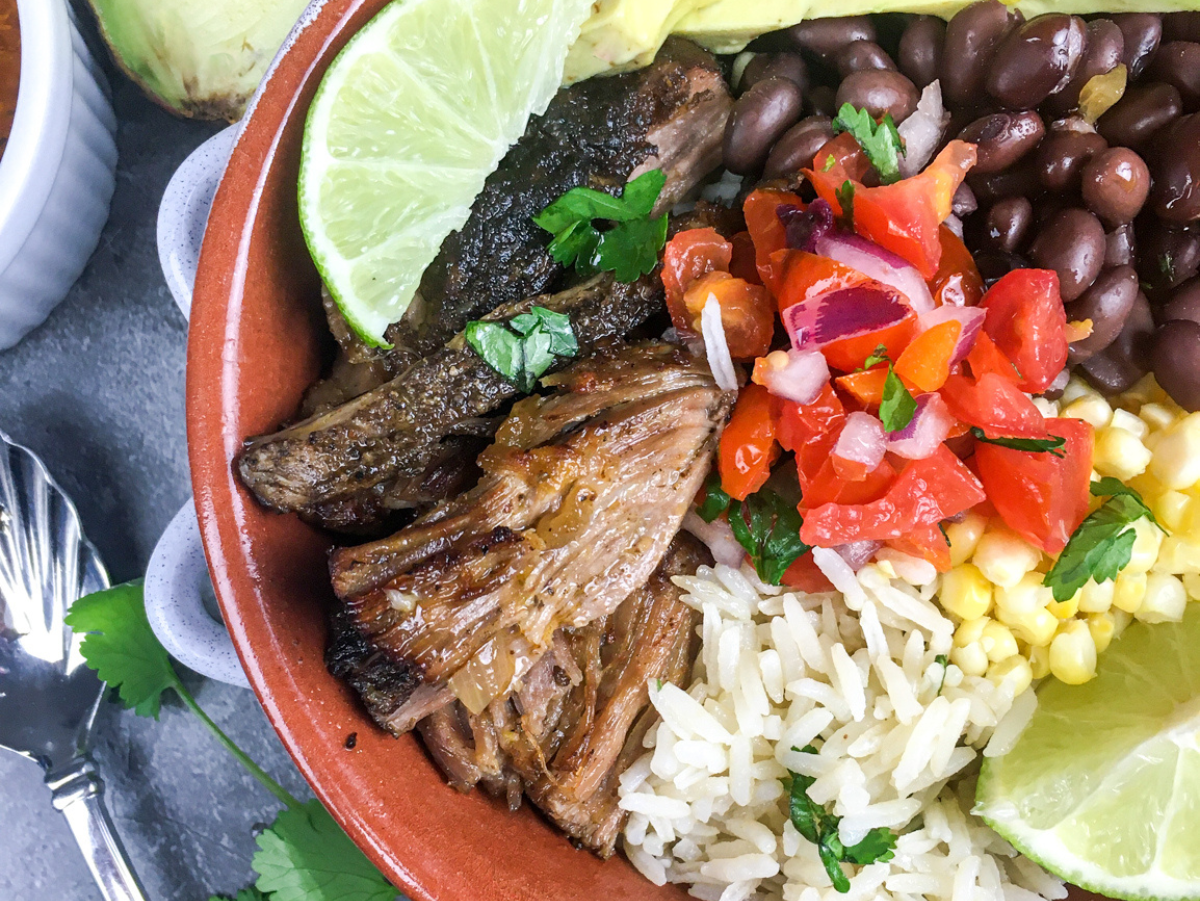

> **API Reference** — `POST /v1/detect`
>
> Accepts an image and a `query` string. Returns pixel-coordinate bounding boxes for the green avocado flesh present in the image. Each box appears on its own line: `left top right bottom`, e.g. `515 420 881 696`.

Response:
87 0 309 121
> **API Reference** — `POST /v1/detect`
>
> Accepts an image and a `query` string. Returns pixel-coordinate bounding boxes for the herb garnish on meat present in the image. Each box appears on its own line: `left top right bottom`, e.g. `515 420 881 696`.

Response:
465 306 578 392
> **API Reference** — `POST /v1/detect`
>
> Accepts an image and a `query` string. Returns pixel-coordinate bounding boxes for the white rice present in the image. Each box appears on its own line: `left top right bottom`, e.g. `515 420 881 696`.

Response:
618 561 1063 901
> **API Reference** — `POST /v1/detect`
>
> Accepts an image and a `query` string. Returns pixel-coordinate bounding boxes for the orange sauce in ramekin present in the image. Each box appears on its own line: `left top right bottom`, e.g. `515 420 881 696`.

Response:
0 0 18 160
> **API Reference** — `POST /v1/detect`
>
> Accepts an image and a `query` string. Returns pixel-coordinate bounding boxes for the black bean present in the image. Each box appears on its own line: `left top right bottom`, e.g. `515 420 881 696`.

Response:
784 16 877 63
957 111 1045 173
1045 19 1125 116
1079 292 1155 394
898 16 945 89
987 15 1088 109
1029 208 1107 301
1081 147 1151 226
724 77 804 175
1035 130 1108 192
1161 277 1200 325
941 1 1018 107
1097 82 1183 149
1151 319 1200 411
1105 223 1136 268
835 70 920 122
764 116 835 179
740 53 809 95
1065 265 1139 362
952 182 979 218
1113 13 1163 79
1150 42 1200 111
1136 215 1200 293
974 250 1030 287
1150 113 1200 223
968 160 1044 204
836 41 896 79
1163 12 1200 44
984 197 1034 253
808 85 837 117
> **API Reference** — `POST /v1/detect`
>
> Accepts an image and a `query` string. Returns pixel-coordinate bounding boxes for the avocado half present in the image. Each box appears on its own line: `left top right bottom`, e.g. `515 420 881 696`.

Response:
87 0 309 121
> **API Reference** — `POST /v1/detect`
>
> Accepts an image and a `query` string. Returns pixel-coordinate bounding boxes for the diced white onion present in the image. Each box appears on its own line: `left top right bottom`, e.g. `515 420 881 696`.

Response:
833 412 887 471
756 348 829 405
898 80 950 178
702 293 738 392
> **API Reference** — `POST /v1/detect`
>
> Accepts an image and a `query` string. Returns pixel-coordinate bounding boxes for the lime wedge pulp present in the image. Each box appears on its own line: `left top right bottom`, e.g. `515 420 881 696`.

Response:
976 604 1200 901
299 0 595 347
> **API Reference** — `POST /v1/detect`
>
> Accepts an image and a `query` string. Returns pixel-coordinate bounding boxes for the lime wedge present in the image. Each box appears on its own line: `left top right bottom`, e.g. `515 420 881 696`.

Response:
299 0 594 346
976 604 1200 901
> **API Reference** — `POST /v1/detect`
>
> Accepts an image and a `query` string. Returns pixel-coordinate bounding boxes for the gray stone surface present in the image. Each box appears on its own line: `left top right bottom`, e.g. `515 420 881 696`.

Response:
0 76 312 901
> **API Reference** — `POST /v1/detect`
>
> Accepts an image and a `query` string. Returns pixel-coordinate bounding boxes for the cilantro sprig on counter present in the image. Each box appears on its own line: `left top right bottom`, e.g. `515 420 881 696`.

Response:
832 103 906 184
466 305 578 393
66 582 397 901
787 746 897 892
969 428 1067 458
1043 479 1163 602
534 169 668 282
698 476 809 584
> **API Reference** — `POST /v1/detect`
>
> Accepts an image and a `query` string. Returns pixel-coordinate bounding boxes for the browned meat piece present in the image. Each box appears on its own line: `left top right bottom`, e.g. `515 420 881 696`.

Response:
237 273 664 531
415 536 708 857
325 345 728 736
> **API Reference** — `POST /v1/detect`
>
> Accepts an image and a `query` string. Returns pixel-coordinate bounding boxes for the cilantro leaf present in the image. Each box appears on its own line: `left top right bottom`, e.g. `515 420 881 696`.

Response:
835 180 856 229
534 170 667 282
820 834 852 893
509 307 578 357
832 103 906 184
1043 486 1158 602
465 306 579 393
1090 477 1160 527
209 889 269 901
253 800 397 901
63 580 178 719
879 366 916 433
843 828 898 865
697 473 732 523
861 344 890 371
728 490 809 584
969 428 1067 458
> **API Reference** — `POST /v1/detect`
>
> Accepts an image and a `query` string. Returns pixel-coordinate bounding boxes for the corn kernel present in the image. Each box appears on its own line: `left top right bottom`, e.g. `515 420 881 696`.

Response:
950 642 989 677
1014 607 1059 647
1184 572 1200 599
954 616 990 648
1149 415 1200 490
1110 408 1149 440
1137 572 1188 623
1154 491 1193 533
1124 373 1166 406
940 564 993 620
1094 427 1153 481
1139 402 1177 433
1153 536 1200 575
1087 612 1116 653
1060 376 1096 406
1113 570 1147 613
1048 595 1080 619
1126 518 1165 573
1032 397 1060 418
1049 620 1097 684
980 620 1019 662
1028 645 1050 679
974 529 1042 589
1063 394 1113 430
947 512 988 567
994 572 1051 619
1078 578 1114 614
988 655 1033 697
1111 608 1133 636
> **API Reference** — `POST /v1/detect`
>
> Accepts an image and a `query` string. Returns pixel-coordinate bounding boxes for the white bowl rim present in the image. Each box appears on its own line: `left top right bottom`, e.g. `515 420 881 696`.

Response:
0 0 73 276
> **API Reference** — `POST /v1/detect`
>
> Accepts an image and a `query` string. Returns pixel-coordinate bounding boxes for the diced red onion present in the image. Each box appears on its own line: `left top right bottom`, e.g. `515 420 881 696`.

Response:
898 80 950 178
755 348 829 404
683 511 745 569
783 282 910 350
701 293 738 392
834 412 887 471
917 305 986 365
833 539 885 572
886 392 954 459
814 233 935 314
778 199 835 253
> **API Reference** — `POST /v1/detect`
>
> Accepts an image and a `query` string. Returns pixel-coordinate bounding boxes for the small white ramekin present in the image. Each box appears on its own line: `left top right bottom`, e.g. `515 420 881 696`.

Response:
0 0 117 349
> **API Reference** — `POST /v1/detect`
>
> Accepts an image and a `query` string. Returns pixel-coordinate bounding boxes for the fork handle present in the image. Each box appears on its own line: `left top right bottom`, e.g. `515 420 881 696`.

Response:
46 757 149 901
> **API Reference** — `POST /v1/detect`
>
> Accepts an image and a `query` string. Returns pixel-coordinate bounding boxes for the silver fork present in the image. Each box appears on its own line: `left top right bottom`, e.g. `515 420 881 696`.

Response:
0 430 148 901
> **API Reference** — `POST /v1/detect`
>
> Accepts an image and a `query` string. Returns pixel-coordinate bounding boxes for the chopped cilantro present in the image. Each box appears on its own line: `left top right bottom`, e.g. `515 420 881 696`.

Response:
861 344 890 371
969 428 1067 458
728 490 810 585
832 103 906 184
698 472 733 523
935 654 949 695
879 366 917 433
465 306 578 393
835 180 856 230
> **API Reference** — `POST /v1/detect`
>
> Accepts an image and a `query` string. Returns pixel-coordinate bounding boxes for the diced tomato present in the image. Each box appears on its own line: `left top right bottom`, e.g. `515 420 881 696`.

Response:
800 446 986 546
743 189 805 293
807 141 978 279
836 367 889 407
781 552 835 593
802 455 897 509
682 271 775 360
966 331 1021 384
940 372 1048 438
894 319 961 392
974 418 1095 554
719 385 780 501
928 225 984 308
777 386 845 490
662 228 733 336
772 250 870 314
729 231 761 284
886 523 952 573
822 314 916 373
812 132 875 183
980 268 1068 394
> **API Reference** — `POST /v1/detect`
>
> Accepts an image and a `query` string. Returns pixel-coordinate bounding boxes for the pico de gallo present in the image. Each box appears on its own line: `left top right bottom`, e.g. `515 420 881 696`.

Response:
673 133 1095 590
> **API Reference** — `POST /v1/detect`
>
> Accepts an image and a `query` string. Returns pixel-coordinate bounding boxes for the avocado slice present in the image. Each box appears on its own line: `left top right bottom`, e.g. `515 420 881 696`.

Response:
87 0 308 121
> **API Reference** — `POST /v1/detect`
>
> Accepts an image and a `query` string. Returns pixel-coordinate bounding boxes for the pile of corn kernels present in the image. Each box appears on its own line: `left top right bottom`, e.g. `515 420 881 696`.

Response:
879 373 1200 691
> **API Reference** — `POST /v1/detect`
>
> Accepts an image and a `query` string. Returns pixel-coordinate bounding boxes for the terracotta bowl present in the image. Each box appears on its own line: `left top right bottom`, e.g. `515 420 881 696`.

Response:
187 3 1106 900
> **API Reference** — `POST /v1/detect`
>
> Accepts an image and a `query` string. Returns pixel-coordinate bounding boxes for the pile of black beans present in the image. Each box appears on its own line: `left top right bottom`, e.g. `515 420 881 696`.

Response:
721 4 1200 411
